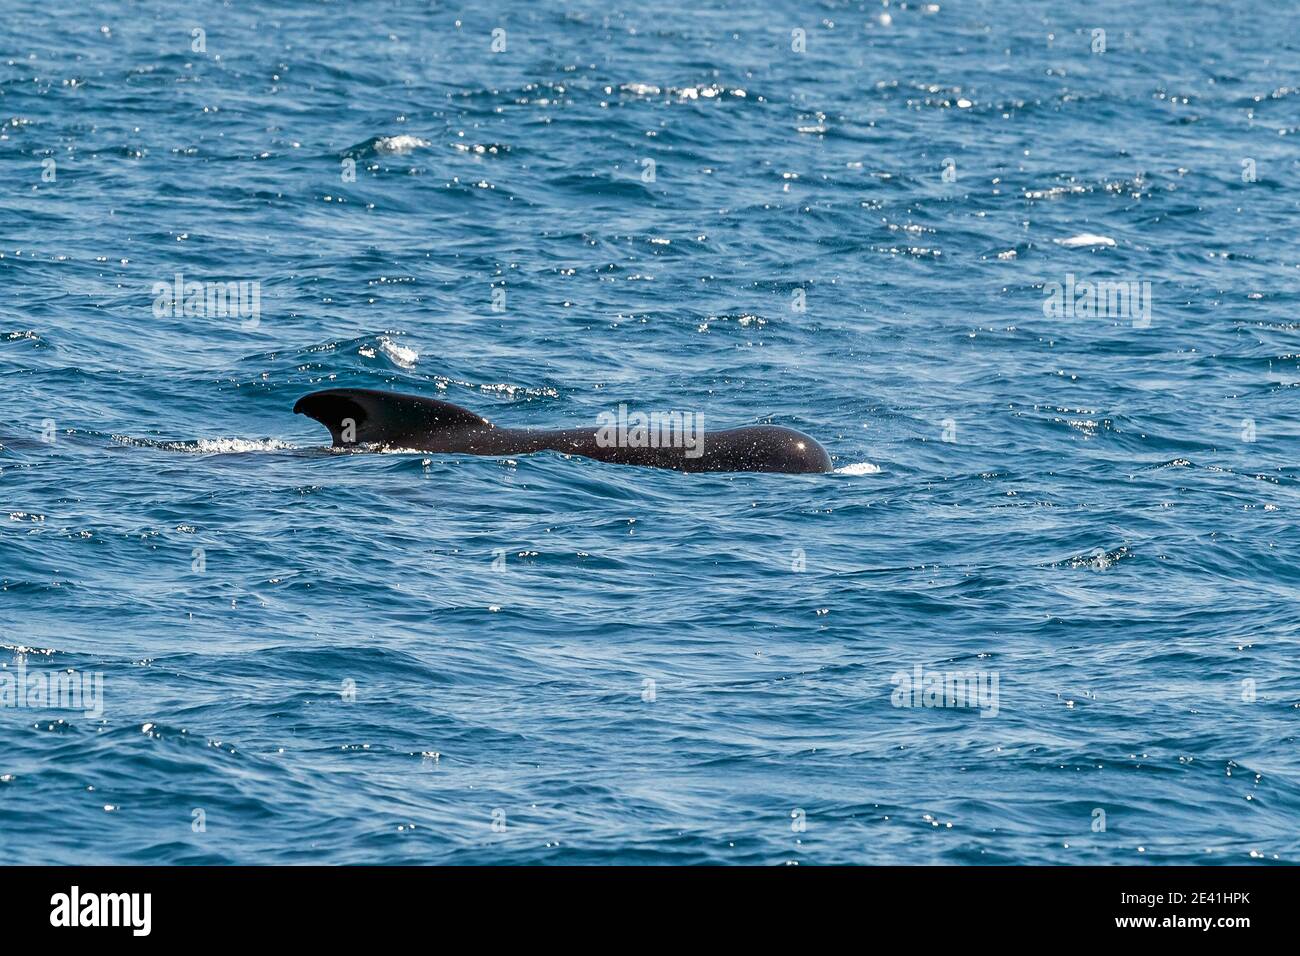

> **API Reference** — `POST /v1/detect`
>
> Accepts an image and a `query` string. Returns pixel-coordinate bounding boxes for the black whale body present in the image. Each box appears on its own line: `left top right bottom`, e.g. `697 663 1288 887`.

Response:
294 388 832 474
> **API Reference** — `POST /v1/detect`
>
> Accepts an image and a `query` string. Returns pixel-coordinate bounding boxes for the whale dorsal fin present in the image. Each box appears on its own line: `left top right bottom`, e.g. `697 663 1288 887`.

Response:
294 387 490 447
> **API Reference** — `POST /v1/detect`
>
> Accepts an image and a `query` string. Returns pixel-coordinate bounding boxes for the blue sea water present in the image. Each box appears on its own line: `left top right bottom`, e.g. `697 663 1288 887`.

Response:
2 0 1299 865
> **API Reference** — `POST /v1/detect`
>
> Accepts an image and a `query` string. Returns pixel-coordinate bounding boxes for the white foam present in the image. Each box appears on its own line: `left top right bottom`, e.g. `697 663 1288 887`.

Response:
373 134 431 153
835 461 882 475
113 435 298 454
377 335 419 368
1055 233 1115 248
188 438 298 454
358 335 419 368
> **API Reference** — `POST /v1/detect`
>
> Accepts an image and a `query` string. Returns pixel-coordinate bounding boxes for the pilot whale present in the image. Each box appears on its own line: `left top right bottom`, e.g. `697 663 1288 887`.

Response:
294 387 832 474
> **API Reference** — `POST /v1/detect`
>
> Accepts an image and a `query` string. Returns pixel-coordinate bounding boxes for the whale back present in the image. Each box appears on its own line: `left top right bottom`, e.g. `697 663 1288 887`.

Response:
293 387 833 472
294 387 490 447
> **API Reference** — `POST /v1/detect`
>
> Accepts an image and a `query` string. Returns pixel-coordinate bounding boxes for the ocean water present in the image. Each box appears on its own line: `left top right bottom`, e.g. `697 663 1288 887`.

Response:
2 0 1298 865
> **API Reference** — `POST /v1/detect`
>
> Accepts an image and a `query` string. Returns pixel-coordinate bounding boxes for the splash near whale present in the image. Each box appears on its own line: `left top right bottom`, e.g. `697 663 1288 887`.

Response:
293 388 832 474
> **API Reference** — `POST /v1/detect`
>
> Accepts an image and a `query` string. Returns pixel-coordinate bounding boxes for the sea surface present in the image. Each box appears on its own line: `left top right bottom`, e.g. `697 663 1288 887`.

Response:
2 0 1298 865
